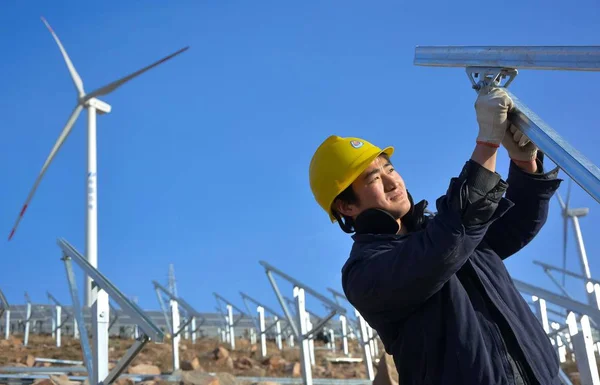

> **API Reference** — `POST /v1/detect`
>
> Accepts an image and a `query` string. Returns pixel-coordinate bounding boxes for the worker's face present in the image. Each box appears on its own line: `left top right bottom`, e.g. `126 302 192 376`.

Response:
336 155 411 220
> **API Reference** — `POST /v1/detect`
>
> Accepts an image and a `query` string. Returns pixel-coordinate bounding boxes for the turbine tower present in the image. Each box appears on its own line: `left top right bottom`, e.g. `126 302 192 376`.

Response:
556 180 596 307
8 18 188 308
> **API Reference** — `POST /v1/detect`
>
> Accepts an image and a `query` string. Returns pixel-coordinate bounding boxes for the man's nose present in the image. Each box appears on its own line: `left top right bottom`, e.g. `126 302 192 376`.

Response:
383 174 397 191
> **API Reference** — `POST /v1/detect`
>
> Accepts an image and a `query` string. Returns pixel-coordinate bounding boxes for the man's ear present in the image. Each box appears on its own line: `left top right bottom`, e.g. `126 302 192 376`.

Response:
333 198 359 218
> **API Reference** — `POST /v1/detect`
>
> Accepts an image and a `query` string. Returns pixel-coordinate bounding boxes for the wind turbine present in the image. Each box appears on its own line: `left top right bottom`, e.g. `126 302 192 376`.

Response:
8 16 188 311
556 179 596 306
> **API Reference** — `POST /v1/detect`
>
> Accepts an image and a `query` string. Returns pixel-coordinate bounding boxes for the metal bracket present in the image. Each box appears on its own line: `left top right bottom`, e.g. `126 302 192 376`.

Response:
466 66 518 90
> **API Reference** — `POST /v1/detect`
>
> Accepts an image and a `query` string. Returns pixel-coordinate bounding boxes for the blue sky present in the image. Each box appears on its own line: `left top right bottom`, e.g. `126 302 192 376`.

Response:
0 0 599 323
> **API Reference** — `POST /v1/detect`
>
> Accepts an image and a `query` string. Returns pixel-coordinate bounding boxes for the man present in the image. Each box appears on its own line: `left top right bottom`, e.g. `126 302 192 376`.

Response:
308 85 563 384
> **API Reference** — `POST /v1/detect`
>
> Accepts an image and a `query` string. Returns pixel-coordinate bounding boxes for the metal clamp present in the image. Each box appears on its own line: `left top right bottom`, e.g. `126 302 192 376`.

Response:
466 66 518 90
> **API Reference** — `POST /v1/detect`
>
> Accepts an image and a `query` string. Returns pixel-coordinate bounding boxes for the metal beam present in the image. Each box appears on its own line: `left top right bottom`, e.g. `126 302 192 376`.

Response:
414 46 600 71
514 279 600 325
240 292 285 320
153 280 204 319
534 260 600 286
413 45 600 204
260 261 346 314
58 238 164 342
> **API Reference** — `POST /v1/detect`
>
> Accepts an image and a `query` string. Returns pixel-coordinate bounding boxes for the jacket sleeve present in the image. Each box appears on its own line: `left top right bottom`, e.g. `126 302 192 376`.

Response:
482 152 562 259
342 160 513 317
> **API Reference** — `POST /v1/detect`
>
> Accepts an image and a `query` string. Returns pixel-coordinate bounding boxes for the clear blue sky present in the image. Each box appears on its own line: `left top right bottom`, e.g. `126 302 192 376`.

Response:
0 1 599 322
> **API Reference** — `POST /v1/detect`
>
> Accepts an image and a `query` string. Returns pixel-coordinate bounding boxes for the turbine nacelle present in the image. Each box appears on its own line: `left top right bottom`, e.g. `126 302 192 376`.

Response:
84 98 111 115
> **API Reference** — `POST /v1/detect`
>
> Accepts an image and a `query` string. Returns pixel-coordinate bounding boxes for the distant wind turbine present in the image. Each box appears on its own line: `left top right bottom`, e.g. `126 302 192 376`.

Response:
8 17 189 310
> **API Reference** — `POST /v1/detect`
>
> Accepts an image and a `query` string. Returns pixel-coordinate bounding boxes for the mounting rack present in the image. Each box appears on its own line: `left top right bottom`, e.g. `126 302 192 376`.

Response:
515 278 600 385
153 279 206 371
58 238 164 385
240 291 290 355
213 292 250 350
47 291 79 347
327 288 377 379
414 46 600 204
259 261 348 385
0 287 9 340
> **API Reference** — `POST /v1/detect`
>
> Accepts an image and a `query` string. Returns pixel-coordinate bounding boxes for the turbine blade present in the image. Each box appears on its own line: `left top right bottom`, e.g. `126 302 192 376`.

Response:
41 17 85 98
84 46 189 101
8 104 84 241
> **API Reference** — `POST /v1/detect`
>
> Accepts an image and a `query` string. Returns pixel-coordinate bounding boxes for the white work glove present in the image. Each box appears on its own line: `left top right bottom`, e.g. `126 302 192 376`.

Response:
502 123 538 162
474 86 514 147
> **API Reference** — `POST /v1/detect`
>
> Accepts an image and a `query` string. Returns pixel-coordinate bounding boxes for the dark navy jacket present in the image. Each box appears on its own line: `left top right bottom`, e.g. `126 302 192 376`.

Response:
341 156 562 385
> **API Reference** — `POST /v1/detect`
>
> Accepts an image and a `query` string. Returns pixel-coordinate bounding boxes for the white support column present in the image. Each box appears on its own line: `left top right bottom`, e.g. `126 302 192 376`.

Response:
170 298 180 371
258 306 267 357
24 302 31 346
368 326 376 358
56 306 62 348
183 318 189 340
73 318 79 340
307 315 315 366
567 312 600 385
191 317 197 344
4 310 10 339
288 333 295 348
275 317 283 350
225 316 230 343
294 287 312 385
356 309 375 381
227 305 235 349
532 297 550 333
51 314 56 339
92 290 109 385
340 315 348 356
328 328 335 352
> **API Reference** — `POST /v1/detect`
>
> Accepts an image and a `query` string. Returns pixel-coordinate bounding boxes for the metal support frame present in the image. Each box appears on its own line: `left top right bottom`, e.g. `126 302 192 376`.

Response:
59 238 164 385
259 261 348 385
47 292 74 347
566 313 600 385
413 46 600 204
328 288 379 364
284 296 316 364
23 292 33 346
514 279 600 326
515 279 600 385
153 280 206 371
213 292 249 350
48 291 80 340
0 287 10 340
240 292 291 354
534 260 600 311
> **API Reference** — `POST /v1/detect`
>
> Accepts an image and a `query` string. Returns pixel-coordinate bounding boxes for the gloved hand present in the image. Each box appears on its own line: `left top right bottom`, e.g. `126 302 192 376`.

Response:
474 86 514 147
502 123 538 162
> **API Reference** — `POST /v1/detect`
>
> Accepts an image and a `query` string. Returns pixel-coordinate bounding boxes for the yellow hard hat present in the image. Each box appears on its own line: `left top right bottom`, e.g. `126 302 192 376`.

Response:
309 135 394 222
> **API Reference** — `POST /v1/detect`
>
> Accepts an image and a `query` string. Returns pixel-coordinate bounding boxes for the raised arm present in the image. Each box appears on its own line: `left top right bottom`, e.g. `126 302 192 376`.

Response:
483 126 562 259
342 86 519 316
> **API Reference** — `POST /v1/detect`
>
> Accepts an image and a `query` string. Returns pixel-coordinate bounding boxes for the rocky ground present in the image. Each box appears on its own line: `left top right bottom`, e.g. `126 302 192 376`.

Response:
0 334 374 384
0 334 591 385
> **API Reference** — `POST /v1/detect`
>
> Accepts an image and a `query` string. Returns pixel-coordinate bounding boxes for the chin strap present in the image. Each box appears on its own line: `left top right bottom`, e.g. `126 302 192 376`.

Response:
354 191 430 235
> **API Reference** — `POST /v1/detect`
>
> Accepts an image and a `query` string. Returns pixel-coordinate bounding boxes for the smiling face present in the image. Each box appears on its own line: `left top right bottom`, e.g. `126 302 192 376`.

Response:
333 154 411 221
